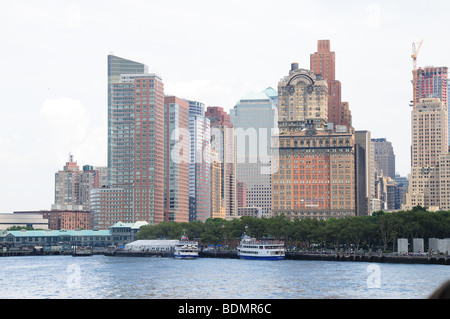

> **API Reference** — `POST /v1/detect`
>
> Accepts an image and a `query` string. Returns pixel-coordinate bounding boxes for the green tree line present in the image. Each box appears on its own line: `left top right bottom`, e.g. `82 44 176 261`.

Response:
137 206 450 251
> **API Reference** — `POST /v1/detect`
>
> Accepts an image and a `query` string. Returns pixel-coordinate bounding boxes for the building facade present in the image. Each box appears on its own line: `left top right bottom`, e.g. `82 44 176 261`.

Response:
0 221 148 249
0 214 49 231
273 63 356 220
230 89 278 218
211 150 225 219
54 156 100 211
404 98 448 210
188 103 211 222
354 131 376 216
94 57 166 229
412 66 448 110
372 138 396 179
164 96 189 223
310 40 352 131
205 107 238 220
107 55 149 185
14 210 91 230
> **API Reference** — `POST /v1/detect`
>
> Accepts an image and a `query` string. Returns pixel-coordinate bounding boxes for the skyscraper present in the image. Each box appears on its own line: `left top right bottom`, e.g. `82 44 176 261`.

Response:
412 66 448 109
54 155 99 211
273 63 356 220
278 63 329 133
205 106 238 220
372 138 396 179
310 40 352 131
404 98 448 210
230 88 278 218
412 66 448 146
92 56 165 229
107 55 148 185
211 150 225 219
355 131 376 215
188 101 211 222
164 96 189 223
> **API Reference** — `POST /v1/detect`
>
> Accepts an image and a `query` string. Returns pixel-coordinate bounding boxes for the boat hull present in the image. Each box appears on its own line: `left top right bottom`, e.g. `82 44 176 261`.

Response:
174 254 198 259
238 255 285 261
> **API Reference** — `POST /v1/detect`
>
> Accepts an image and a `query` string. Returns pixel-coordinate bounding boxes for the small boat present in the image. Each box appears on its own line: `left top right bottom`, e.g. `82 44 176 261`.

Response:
174 231 198 259
72 247 93 257
237 233 285 260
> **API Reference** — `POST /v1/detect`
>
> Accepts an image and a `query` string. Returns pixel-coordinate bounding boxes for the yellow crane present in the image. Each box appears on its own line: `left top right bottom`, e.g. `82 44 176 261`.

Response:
411 39 423 71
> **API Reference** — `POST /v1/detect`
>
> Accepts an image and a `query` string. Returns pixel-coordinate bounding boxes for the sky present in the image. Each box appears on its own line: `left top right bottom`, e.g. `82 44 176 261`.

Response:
1 0 449 212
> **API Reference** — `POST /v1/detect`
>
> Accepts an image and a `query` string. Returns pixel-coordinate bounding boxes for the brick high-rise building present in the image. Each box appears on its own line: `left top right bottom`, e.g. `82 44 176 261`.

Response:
310 40 352 131
91 56 165 229
107 55 148 186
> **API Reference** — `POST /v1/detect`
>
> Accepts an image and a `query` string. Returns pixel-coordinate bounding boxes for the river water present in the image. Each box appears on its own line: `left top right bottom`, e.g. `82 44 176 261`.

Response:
0 255 448 299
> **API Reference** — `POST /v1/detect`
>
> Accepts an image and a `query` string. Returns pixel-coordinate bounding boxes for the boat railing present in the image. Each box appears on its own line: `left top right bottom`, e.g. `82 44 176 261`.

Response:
242 239 284 245
177 242 198 247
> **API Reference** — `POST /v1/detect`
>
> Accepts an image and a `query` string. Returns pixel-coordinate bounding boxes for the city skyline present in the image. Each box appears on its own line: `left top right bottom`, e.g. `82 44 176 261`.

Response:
2 1 450 212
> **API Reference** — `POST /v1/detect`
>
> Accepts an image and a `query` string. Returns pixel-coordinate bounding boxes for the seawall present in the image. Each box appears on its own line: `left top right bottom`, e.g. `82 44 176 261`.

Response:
198 251 450 265
1 249 449 265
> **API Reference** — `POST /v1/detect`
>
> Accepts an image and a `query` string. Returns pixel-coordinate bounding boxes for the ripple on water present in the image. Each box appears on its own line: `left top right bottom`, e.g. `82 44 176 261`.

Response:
0 256 449 299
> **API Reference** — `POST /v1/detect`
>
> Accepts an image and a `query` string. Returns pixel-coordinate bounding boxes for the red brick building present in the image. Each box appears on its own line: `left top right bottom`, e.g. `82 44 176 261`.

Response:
14 210 92 230
310 40 352 130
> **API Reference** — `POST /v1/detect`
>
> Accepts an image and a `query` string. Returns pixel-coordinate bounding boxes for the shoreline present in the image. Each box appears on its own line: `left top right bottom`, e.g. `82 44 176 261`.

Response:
2 249 448 265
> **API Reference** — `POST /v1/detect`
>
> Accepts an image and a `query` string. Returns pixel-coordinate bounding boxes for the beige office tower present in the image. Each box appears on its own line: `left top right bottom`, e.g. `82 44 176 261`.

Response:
404 98 448 211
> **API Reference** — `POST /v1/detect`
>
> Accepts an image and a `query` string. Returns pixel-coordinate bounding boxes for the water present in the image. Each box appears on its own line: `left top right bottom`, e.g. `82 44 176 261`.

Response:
0 255 449 299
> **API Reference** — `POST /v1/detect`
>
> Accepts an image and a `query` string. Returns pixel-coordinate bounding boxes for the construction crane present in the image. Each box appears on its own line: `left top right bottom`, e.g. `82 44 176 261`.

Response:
411 39 423 71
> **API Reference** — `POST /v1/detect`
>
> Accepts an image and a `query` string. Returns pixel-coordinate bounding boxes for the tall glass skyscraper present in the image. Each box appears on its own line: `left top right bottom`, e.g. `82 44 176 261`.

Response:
188 100 211 221
230 88 278 218
107 55 148 185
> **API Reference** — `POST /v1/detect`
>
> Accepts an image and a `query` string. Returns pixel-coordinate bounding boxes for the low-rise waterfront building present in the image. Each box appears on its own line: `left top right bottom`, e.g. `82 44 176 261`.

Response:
0 213 49 230
0 221 148 249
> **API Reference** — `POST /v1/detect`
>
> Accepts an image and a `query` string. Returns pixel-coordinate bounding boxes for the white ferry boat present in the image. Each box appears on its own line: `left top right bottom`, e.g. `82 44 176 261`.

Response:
174 231 198 259
237 233 285 260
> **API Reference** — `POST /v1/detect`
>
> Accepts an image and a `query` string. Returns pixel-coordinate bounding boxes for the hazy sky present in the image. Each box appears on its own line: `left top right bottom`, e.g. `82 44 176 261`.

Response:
1 0 449 212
